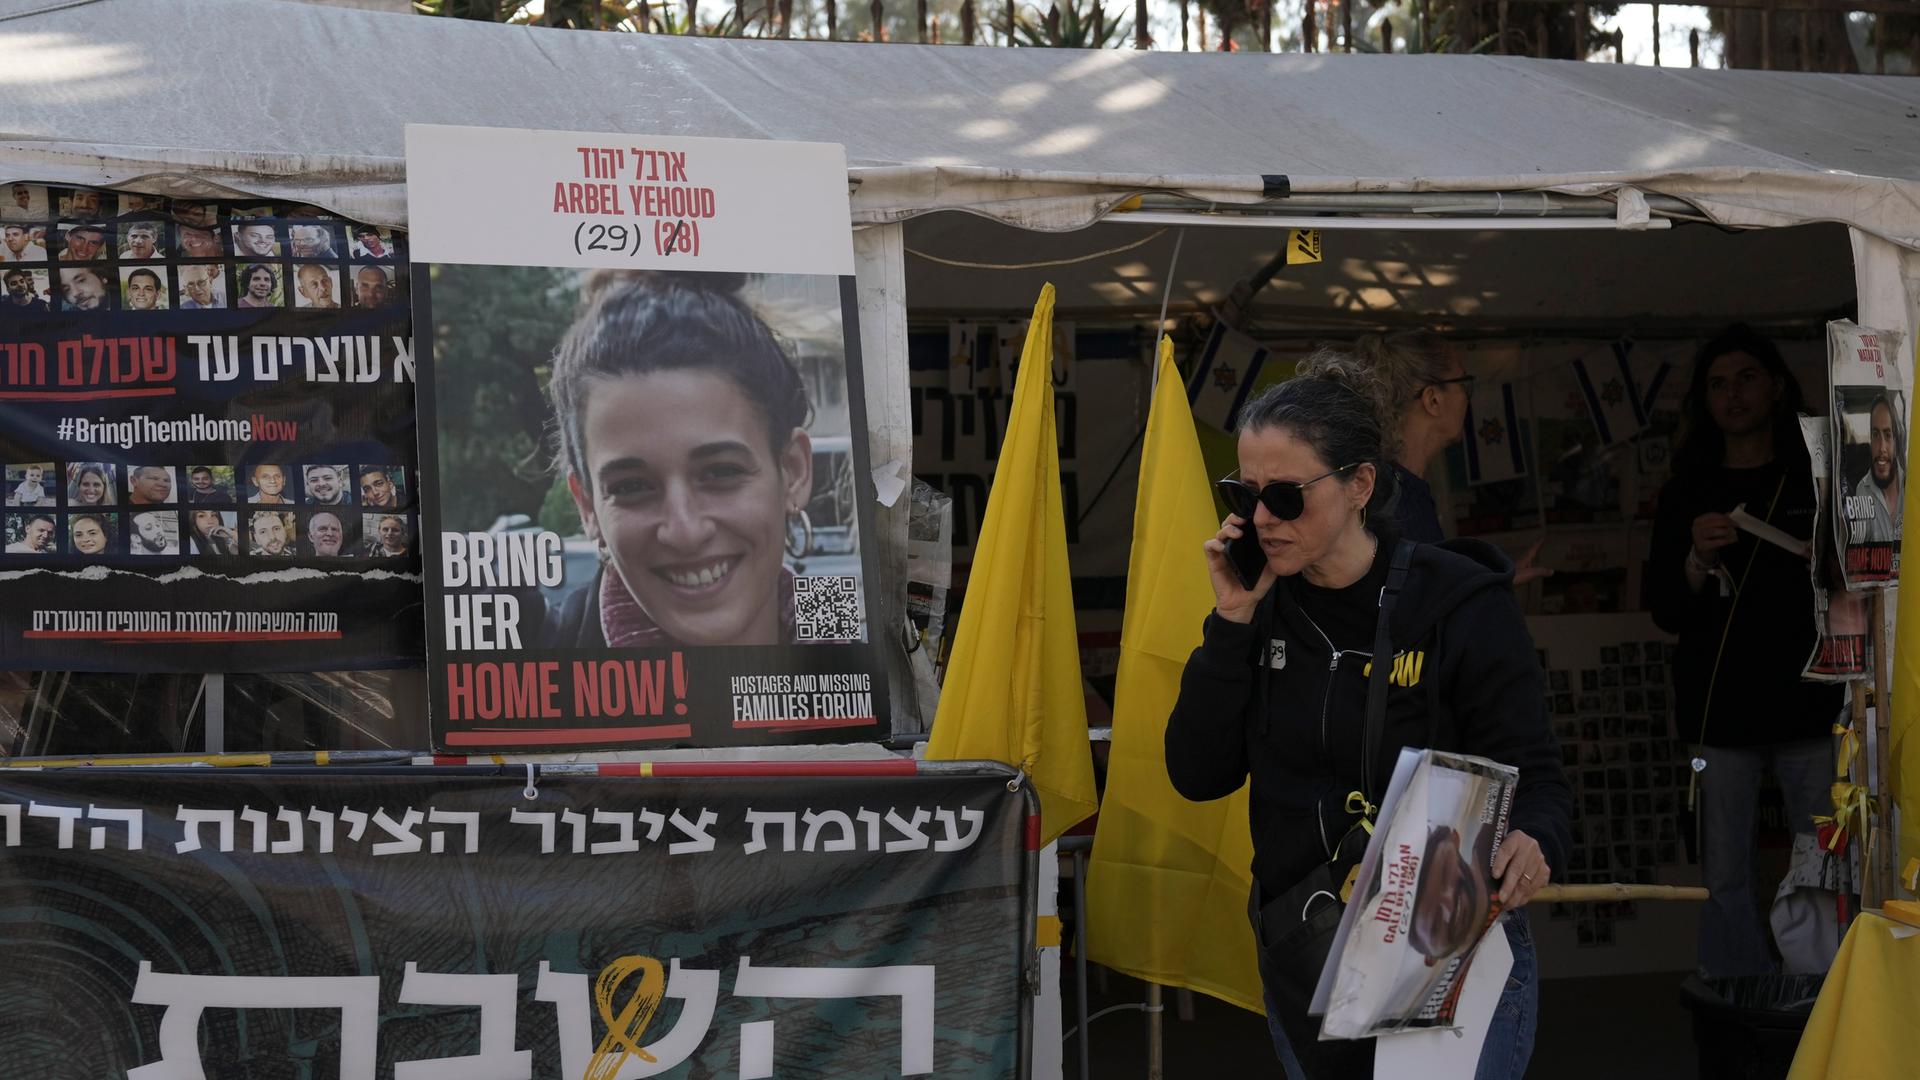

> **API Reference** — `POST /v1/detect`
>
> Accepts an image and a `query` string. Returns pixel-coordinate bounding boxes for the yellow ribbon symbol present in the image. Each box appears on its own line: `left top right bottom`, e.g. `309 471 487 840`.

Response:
585 954 666 1080
1344 791 1378 835
1832 722 1859 780
1327 791 1379 869
1815 781 1876 858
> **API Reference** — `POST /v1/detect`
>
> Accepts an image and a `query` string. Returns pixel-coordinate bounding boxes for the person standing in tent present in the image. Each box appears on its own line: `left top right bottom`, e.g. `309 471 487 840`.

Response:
1645 325 1840 977
1318 331 1550 581
1165 361 1571 1080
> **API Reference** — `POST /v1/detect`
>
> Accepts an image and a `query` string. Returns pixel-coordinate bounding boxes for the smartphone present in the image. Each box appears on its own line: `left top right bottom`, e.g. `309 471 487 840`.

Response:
1227 523 1266 591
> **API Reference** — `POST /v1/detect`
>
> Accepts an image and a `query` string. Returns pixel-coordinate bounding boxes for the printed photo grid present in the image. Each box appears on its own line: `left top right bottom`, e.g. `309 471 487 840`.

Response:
0 185 407 315
1542 637 1692 948
3 462 415 562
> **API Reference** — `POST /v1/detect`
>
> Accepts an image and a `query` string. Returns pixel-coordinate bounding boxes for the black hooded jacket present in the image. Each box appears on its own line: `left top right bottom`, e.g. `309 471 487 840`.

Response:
1165 536 1573 902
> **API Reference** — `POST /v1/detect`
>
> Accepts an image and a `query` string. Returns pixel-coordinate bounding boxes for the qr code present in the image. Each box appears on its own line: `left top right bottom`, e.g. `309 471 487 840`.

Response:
794 575 861 641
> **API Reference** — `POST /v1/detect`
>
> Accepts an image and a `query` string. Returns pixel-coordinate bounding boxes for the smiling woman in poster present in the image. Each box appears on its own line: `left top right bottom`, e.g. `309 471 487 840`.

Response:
68 463 114 507
543 272 812 650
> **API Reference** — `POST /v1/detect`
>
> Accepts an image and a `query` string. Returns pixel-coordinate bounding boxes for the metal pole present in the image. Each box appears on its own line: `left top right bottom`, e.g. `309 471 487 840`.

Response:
203 673 225 752
1146 982 1164 1080
1073 847 1091 1080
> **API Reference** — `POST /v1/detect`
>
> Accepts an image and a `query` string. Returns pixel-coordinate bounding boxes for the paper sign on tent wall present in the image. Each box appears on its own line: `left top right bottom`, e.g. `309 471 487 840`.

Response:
948 321 987 394
1188 319 1267 432
1463 380 1529 485
1572 340 1650 447
1286 228 1323 265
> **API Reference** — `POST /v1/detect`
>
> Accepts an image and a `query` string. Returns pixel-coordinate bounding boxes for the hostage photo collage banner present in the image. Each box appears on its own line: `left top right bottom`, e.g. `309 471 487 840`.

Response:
0 185 422 672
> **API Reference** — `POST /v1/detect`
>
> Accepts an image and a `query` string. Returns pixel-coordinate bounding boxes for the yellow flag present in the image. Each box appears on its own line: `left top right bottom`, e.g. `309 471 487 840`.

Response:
1894 338 1920 889
926 283 1096 849
1083 336 1262 1012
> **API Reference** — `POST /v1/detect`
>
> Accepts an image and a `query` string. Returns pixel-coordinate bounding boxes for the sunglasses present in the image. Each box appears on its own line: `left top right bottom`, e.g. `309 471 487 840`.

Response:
1216 463 1359 522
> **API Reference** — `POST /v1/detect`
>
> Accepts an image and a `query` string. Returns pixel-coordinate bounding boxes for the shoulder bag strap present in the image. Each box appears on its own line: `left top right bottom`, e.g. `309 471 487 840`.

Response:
1361 539 1418 806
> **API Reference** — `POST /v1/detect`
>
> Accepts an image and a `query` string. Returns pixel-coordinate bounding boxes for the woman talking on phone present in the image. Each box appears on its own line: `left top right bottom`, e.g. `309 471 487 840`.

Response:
1164 359 1571 1080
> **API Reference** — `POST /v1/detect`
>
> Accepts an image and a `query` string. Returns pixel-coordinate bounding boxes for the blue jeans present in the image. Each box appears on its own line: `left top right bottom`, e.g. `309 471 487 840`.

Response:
1261 909 1537 1080
1696 738 1833 977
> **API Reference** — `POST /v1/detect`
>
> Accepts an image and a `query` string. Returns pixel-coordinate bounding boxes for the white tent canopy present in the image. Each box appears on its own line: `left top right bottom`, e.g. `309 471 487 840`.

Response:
5 0 1920 246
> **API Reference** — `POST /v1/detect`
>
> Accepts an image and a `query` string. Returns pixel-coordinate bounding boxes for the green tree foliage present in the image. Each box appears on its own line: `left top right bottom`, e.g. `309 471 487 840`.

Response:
425 264 580 533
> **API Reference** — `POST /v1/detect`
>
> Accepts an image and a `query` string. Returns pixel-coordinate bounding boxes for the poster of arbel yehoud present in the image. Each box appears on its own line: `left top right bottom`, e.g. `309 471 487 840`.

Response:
406 124 887 752
1310 749 1517 1039
1828 320 1906 589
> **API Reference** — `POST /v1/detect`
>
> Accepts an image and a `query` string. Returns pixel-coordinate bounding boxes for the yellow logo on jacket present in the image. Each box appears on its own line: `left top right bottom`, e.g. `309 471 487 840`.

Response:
1361 651 1426 688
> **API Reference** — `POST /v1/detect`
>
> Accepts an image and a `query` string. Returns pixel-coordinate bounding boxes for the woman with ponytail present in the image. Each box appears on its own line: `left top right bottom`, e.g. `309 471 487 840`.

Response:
1164 355 1571 1079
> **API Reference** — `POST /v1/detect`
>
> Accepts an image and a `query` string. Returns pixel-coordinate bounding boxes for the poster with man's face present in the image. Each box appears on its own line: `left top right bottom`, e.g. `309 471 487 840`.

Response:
408 124 886 752
1828 321 1907 589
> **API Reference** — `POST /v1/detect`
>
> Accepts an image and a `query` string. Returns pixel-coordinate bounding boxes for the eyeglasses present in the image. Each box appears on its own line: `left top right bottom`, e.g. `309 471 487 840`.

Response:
1430 374 1476 393
1216 463 1359 522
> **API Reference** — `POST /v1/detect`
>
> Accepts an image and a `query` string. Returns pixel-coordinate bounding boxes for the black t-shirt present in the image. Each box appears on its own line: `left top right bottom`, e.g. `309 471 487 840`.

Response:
1287 537 1392 654
1646 454 1844 747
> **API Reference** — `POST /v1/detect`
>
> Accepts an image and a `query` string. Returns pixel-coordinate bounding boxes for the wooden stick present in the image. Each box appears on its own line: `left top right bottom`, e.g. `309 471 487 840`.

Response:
1852 681 1874 908
1535 883 1709 902
1871 591 1894 906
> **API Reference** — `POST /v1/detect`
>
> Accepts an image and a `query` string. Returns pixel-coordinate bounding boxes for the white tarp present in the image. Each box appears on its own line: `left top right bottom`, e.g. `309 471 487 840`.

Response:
3 0 1920 246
